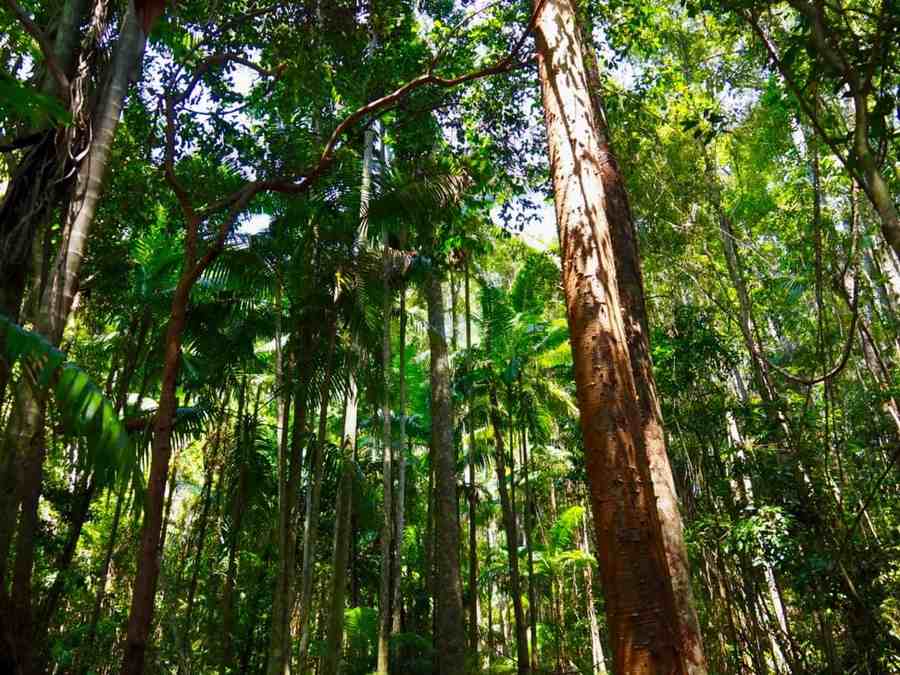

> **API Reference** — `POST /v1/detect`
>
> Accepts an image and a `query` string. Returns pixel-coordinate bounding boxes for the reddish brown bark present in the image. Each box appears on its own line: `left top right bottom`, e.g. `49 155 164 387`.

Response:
583 51 708 675
534 0 707 672
121 274 192 674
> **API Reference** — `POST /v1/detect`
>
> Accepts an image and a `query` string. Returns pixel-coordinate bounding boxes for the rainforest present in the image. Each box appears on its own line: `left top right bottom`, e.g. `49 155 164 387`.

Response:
0 0 899 673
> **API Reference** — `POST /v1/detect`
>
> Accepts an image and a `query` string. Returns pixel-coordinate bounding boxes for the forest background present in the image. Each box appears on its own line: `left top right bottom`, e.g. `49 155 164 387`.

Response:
0 0 899 673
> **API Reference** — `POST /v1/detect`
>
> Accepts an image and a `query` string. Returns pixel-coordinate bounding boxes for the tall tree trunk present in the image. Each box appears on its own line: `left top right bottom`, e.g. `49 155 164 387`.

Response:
391 287 408 640
320 456 354 675
581 27 709 671
0 0 89 400
221 382 253 671
464 259 479 658
39 0 146 348
423 450 435 628
377 229 394 675
179 459 218 667
488 387 529 675
296 316 338 671
268 327 314 675
318 354 363 673
121 274 192 675
424 266 466 675
534 1 706 671
1 5 147 668
521 426 538 672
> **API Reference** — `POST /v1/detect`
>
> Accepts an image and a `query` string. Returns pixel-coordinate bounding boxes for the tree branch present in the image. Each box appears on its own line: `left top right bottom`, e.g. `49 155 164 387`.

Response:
4 0 70 94
742 9 877 205
171 0 545 240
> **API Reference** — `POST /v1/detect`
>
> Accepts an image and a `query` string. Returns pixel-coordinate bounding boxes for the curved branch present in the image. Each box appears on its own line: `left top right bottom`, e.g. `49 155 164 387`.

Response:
765 270 859 387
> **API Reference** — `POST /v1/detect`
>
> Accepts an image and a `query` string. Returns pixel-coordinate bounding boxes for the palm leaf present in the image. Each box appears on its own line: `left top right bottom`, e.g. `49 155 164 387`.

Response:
1 315 130 488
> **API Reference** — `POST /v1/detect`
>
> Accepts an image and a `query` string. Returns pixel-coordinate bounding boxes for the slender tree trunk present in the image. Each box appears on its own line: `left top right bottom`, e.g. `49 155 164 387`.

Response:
318 358 362 673
520 424 538 672
488 387 529 675
121 274 191 674
726 385 800 673
534 1 707 671
582 506 608 675
296 316 338 671
179 460 218 668
424 452 435 626
391 287 408 640
464 259 479 659
268 328 313 675
320 456 353 675
377 232 394 675
220 380 251 668
424 266 466 675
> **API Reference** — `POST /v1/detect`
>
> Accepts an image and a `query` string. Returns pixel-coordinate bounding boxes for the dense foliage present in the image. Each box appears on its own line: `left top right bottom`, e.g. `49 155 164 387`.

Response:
1 0 899 673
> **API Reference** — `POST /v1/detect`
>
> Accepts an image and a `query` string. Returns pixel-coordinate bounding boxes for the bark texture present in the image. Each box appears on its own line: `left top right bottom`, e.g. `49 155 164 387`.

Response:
534 0 707 671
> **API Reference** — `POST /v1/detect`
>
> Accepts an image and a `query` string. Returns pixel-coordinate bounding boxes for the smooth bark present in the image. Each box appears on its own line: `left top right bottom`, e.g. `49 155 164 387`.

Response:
488 388 529 675
391 287 408 640
296 316 338 670
377 228 393 675
267 330 313 675
424 267 466 675
320 457 353 675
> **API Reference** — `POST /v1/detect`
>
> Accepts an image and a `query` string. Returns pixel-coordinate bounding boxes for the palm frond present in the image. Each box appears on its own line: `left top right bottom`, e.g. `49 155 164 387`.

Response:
1 315 130 489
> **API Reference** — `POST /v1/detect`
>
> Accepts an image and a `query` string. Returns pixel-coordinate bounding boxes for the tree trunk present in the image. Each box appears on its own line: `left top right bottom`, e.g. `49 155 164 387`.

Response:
377 229 394 675
1 5 147 668
464 259 479 658
221 382 253 671
268 328 313 675
424 267 466 675
121 273 192 675
0 0 89 400
488 387 529 675
391 287 408 640
519 424 538 672
180 460 217 666
581 505 608 675
320 456 353 675
40 0 146 347
424 450 435 629
296 316 338 671
534 1 706 671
